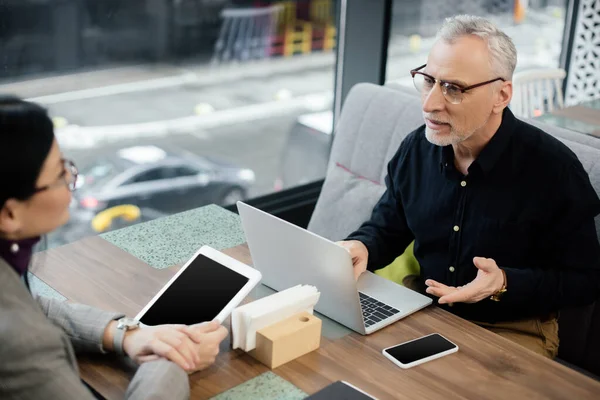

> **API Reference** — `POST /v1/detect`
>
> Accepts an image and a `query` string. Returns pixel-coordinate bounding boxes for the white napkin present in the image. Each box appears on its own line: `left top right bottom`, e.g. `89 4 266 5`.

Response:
232 285 320 351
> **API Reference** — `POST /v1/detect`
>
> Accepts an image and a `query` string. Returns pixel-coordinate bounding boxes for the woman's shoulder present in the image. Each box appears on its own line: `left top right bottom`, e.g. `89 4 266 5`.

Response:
0 259 65 353
0 268 89 399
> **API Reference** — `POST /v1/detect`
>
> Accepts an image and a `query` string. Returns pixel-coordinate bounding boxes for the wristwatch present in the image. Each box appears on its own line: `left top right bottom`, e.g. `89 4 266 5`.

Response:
113 317 140 356
490 269 507 302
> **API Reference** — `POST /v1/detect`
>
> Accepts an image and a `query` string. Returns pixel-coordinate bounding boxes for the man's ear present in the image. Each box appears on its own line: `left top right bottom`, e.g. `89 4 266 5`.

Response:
493 81 512 114
0 199 22 236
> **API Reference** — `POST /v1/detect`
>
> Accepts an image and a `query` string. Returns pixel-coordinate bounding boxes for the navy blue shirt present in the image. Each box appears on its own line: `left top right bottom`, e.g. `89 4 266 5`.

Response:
347 108 600 323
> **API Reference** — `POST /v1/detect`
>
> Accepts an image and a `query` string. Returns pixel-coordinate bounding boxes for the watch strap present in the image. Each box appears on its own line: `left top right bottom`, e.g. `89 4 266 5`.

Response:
490 269 507 302
113 323 127 357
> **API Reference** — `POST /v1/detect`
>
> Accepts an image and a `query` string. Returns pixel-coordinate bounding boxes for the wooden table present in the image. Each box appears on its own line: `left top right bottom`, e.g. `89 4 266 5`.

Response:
538 99 600 138
31 236 600 400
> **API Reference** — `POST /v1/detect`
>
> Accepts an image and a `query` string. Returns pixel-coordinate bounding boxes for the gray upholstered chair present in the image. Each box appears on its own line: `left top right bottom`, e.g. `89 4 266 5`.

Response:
308 82 600 377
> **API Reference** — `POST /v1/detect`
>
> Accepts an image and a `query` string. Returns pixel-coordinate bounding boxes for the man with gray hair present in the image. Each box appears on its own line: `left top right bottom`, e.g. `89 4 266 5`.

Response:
340 15 600 358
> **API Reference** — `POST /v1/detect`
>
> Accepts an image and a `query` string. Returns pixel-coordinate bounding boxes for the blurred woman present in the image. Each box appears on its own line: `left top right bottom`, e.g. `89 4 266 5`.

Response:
0 96 228 399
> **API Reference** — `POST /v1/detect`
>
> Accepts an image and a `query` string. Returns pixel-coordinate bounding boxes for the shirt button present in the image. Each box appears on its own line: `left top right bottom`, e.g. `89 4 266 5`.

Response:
460 181 467 187
453 225 460 232
449 266 455 272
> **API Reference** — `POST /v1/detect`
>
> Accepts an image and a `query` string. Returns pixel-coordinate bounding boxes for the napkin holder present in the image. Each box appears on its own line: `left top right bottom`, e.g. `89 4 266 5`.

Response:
247 311 322 369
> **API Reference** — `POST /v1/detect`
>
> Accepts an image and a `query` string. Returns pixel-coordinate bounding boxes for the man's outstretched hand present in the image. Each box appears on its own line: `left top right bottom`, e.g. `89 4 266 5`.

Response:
425 257 505 304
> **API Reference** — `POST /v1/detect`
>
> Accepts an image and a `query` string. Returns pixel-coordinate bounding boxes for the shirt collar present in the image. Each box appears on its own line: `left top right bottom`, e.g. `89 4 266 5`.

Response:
473 108 516 175
439 107 516 176
0 236 40 277
440 145 454 173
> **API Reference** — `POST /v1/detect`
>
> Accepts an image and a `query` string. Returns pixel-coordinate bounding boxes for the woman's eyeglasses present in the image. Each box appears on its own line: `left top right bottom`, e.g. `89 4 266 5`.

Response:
33 159 79 194
410 64 505 105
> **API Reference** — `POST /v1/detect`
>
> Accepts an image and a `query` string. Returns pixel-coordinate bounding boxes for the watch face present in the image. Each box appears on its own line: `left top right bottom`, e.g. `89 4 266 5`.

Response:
119 317 140 330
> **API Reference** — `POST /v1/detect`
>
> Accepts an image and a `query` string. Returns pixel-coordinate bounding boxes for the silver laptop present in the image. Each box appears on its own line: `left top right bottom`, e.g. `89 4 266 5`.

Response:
237 201 432 335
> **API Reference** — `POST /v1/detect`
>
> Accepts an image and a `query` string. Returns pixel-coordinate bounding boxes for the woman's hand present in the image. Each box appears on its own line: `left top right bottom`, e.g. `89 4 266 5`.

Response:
120 321 229 374
122 324 204 373
182 321 229 373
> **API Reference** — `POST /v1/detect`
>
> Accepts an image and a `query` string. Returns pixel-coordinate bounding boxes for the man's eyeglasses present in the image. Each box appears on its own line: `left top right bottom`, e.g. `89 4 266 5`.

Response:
410 64 505 105
34 159 79 194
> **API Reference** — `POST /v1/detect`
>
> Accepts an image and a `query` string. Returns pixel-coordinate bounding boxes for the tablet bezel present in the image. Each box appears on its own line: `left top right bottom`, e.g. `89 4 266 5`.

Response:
135 245 262 325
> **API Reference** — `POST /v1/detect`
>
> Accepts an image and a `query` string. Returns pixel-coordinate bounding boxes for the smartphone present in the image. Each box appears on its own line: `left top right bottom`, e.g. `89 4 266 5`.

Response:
382 333 458 369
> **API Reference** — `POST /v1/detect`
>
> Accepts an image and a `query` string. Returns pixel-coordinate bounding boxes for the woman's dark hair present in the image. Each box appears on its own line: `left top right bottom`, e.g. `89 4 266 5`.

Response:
0 95 55 209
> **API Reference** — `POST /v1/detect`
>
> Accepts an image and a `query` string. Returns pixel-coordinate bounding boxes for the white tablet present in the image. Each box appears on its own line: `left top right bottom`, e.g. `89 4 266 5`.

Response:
135 246 261 326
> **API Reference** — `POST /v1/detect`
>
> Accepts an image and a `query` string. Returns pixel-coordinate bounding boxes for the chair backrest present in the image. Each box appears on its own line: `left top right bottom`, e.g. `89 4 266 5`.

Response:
307 84 422 241
308 82 600 376
511 68 566 119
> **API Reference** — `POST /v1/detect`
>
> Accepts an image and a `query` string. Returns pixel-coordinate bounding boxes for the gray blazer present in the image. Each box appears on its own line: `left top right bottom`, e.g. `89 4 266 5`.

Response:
0 257 190 399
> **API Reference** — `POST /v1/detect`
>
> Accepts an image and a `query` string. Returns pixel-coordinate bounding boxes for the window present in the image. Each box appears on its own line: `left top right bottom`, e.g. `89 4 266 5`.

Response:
130 168 166 184
385 0 567 89
0 0 338 248
155 166 201 180
173 166 200 178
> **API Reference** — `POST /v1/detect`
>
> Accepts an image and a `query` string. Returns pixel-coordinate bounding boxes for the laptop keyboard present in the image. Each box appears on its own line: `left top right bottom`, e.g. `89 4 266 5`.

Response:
359 292 400 328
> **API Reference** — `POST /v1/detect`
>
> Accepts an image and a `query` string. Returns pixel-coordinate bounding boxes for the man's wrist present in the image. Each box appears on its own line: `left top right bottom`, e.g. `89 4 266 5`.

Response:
490 269 507 302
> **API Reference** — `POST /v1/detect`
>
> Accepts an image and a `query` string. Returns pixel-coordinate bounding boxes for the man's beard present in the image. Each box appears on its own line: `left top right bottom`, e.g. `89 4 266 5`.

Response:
424 114 490 147
425 125 463 147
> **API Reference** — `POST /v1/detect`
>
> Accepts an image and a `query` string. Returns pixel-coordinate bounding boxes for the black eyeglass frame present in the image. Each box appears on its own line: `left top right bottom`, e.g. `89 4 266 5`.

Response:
33 158 79 193
410 63 506 102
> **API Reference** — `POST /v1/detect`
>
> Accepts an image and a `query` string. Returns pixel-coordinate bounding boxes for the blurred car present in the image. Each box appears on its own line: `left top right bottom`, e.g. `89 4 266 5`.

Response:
274 110 333 191
68 145 255 229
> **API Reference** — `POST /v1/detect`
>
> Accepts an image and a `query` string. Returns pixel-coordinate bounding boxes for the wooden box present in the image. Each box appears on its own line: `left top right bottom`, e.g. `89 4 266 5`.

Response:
248 311 322 369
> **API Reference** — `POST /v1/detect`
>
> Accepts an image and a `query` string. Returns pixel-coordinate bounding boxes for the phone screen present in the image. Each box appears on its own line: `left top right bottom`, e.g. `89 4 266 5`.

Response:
384 334 456 365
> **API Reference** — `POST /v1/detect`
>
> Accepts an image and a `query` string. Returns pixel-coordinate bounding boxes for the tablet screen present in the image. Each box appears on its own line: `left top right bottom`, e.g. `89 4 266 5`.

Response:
139 254 250 326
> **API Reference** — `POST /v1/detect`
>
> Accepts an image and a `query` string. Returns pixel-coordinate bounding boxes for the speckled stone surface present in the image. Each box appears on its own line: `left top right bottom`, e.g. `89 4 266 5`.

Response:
101 205 246 269
209 372 307 400
28 273 66 301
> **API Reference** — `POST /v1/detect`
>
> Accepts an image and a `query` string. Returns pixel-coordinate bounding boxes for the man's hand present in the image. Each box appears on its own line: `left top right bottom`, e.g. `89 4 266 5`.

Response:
425 257 505 304
337 240 369 280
